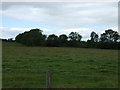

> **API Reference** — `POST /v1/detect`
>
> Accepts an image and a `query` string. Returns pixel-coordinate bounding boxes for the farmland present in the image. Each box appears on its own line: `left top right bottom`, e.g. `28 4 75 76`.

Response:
2 42 118 88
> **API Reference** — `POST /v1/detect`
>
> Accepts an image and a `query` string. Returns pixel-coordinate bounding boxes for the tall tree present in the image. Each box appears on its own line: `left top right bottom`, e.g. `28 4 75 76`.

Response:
68 32 82 47
46 34 59 47
15 28 46 46
113 31 120 42
90 31 99 42
100 33 107 42
69 32 82 41
59 34 68 42
100 29 120 42
59 34 68 46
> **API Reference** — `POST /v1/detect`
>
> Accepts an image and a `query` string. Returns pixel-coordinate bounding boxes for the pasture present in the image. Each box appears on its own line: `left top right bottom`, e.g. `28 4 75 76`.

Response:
2 42 118 88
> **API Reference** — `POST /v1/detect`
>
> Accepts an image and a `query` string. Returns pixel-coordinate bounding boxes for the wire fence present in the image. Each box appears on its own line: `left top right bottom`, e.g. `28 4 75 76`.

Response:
2 70 118 88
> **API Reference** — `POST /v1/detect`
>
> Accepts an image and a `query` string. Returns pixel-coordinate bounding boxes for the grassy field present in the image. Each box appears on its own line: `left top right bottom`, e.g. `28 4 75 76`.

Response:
2 42 118 88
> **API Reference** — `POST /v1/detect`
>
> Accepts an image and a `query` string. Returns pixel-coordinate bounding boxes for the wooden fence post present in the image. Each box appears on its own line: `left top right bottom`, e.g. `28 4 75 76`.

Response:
46 71 52 88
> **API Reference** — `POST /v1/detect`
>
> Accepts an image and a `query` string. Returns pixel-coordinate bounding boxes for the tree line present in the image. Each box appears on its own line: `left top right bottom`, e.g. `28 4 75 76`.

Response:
2 28 120 49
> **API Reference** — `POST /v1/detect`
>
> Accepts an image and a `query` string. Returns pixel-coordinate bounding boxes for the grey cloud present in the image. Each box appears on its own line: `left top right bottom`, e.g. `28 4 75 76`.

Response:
1 2 64 10
1 2 118 30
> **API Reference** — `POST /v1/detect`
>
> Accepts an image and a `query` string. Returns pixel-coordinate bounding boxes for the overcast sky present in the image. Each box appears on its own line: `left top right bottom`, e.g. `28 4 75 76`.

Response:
0 2 118 41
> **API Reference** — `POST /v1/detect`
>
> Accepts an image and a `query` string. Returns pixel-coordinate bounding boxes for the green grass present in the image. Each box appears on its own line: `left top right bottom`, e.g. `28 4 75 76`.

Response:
2 42 118 88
